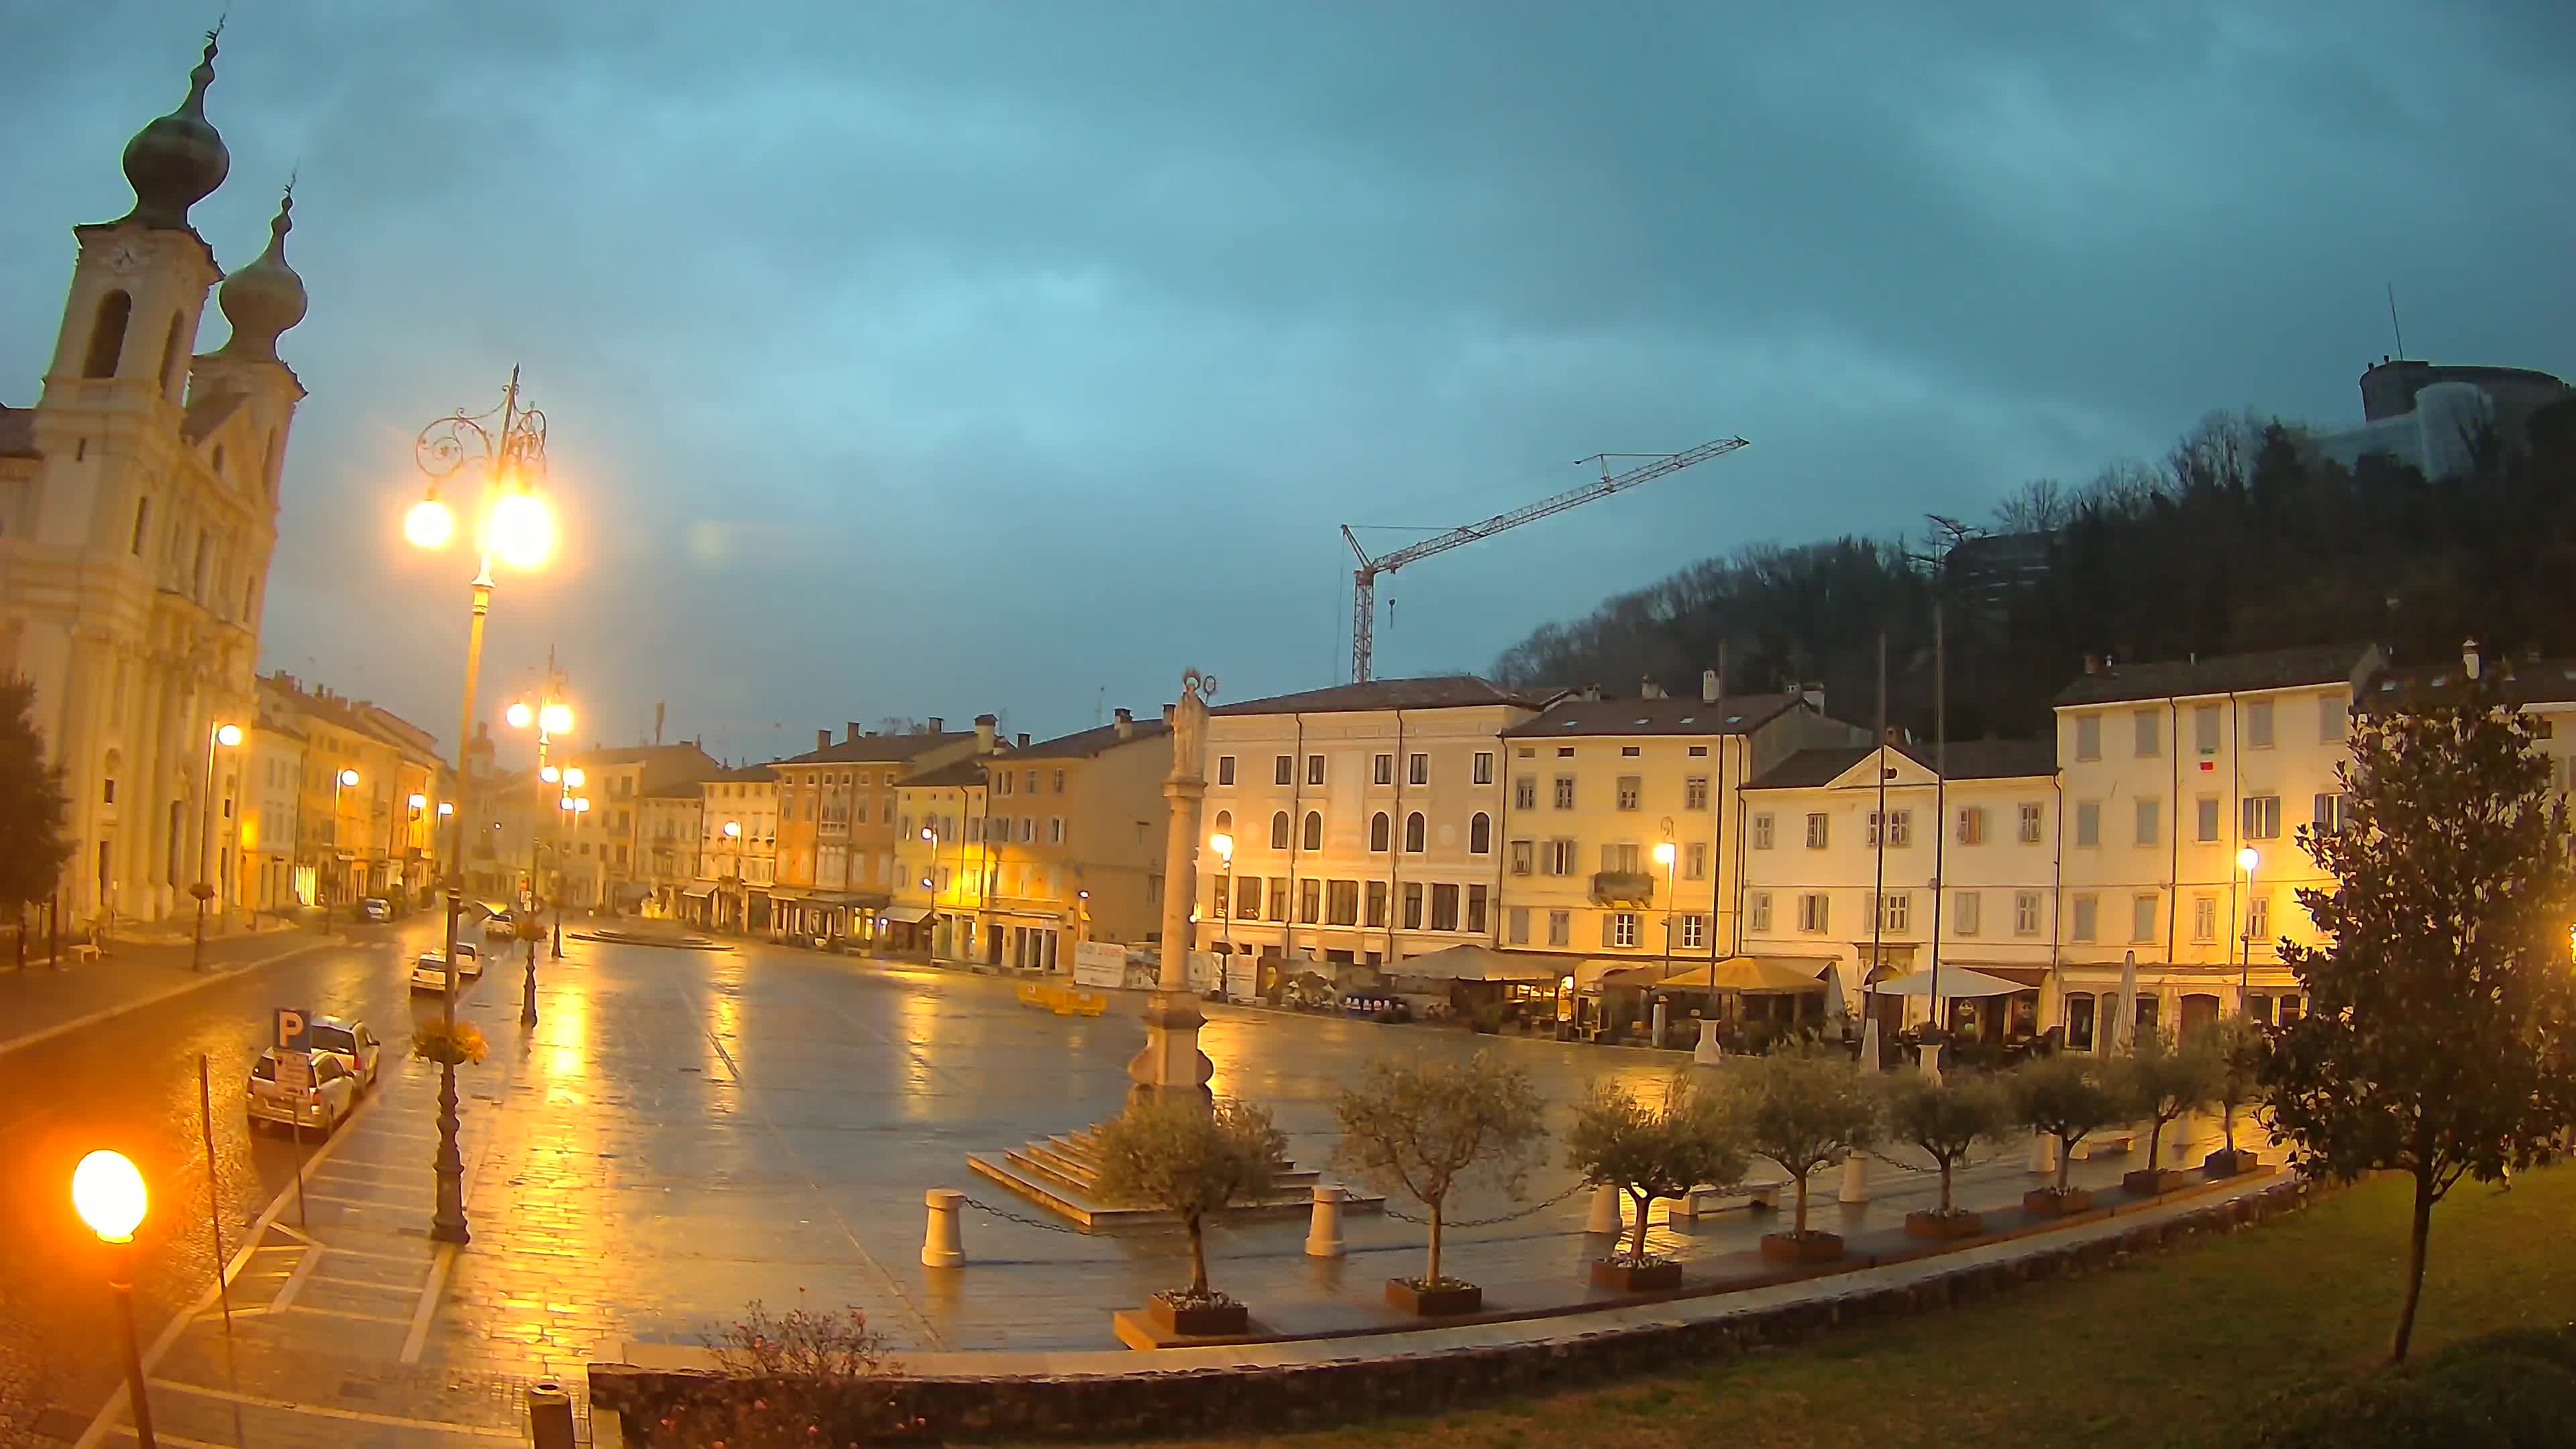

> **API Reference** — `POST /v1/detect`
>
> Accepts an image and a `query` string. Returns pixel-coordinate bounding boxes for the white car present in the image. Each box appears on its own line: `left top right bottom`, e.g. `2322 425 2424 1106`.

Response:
482 910 518 941
411 950 480 994
303 1016 383 1091
414 942 481 979
246 1049 358 1134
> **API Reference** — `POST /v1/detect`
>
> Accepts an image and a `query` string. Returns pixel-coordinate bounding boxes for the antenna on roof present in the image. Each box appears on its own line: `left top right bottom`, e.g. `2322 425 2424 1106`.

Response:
2385 283 2406 361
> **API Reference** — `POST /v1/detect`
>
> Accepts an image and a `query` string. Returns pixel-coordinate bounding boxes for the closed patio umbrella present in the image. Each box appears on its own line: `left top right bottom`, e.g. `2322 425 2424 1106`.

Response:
1872 965 2029 999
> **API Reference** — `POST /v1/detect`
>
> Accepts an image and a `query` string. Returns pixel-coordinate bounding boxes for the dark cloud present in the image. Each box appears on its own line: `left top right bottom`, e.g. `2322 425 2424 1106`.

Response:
4 1 2568 763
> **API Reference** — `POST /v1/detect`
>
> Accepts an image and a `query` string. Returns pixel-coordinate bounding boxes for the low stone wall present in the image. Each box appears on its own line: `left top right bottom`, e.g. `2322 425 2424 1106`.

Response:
591 1175 2316 1444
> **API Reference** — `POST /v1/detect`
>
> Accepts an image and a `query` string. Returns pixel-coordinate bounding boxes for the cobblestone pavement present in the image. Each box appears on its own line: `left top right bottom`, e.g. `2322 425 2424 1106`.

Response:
54 928 2246 1444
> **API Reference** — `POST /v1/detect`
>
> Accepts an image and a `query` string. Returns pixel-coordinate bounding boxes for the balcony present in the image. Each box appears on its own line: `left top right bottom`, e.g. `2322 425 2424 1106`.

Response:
1591 870 1654 906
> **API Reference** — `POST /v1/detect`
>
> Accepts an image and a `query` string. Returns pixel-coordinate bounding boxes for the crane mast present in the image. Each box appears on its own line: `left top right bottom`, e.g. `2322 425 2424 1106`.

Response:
1344 436 1750 682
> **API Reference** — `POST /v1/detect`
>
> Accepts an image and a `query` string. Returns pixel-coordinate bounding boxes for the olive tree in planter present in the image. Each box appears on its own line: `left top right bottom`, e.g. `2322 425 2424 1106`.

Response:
1331 1052 1548 1316
1721 1041 1881 1263
1880 1067 2015 1239
1094 1095 1284 1337
2119 1027 2224 1195
2012 1051 2134 1216
1564 1071 1747 1292
2203 1016 2270 1176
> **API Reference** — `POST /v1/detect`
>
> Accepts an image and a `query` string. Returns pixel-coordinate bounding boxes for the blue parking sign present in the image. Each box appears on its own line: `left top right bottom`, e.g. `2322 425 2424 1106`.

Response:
274 1007 311 1052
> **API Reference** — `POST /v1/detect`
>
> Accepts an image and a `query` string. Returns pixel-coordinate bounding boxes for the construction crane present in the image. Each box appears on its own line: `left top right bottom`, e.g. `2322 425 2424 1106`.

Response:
1341 437 1750 682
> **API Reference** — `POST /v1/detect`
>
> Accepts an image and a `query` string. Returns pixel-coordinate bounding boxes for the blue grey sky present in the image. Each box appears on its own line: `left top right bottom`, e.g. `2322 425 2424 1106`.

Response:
6 2 2571 764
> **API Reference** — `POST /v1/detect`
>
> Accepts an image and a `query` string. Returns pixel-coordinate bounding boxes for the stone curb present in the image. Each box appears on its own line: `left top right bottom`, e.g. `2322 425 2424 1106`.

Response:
590 1174 2317 1444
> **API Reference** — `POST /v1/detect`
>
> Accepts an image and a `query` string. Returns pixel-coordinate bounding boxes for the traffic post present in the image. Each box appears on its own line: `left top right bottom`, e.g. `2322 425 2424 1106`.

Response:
274 1008 313 1230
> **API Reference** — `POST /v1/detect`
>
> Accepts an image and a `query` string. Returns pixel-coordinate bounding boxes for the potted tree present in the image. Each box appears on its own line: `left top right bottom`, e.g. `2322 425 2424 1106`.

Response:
2203 1015 2268 1176
1722 1042 1880 1263
1881 1067 2015 1239
2012 1052 2133 1216
1331 1052 1548 1316
2121 1027 2224 1195
1095 1095 1284 1338
1564 1072 1746 1292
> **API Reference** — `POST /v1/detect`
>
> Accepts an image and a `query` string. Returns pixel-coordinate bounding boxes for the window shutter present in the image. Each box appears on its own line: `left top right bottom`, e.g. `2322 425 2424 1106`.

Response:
1600 913 1615 947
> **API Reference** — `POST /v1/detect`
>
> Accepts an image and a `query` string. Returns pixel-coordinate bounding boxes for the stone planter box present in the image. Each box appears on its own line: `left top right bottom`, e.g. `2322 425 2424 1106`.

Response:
2023 1187 2095 1218
2204 1147 2261 1177
1904 1210 1986 1240
1589 1258 1682 1292
2123 1167 2194 1197
1759 1231 1845 1264
1385 1278 1483 1316
1148 1294 1249 1338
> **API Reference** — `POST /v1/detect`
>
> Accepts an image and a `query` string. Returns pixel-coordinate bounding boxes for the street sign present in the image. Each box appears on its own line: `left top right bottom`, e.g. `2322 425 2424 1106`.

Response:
274 1007 311 1052
273 1050 312 1093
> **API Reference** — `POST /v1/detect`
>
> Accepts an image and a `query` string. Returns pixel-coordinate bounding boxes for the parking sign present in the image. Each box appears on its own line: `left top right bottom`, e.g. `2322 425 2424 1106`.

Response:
274 1007 310 1053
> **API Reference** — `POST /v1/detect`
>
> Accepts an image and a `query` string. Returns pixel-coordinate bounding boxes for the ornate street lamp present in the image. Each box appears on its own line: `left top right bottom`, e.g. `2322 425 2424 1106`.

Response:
192 722 241 971
72 1150 155 1448
407 367 556 1247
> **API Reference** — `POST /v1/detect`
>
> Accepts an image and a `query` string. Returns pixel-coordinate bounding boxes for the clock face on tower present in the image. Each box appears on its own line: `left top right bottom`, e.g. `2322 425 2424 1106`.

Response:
103 239 147 275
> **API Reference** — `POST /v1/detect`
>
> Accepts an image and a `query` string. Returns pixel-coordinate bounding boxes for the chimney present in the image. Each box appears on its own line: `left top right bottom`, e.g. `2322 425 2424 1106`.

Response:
2463 637 2481 680
974 714 998 753
1581 683 1602 702
1884 726 1903 745
1641 676 1664 699
1016 732 1030 748
1162 703 1177 727
2083 653 2102 675
927 716 945 734
847 722 863 743
1114 707 1134 741
1801 683 1827 714
1701 668 1720 703
816 728 831 751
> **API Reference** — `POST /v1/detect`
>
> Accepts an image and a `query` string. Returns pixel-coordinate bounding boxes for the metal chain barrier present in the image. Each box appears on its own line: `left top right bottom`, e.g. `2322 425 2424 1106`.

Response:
957 1193 1090 1234
1380 1179 1591 1228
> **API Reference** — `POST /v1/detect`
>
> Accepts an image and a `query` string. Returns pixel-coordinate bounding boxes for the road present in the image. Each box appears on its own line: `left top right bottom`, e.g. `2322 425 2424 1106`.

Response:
0 911 514 1439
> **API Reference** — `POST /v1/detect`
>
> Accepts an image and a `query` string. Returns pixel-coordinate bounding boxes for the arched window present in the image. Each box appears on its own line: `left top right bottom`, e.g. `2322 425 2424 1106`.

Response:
211 444 225 476
1469 812 1492 854
84 290 131 378
1302 811 1322 851
1370 812 1391 852
1270 811 1290 850
130 496 150 555
158 312 186 400
1404 812 1426 853
1213 809 1232 835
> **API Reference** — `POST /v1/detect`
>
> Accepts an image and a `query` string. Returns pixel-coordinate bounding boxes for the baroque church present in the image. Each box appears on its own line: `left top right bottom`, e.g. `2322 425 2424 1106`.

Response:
0 31 307 925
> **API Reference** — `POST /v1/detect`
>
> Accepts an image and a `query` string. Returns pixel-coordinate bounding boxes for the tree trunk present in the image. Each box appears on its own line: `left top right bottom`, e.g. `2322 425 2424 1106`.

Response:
2148 1116 2166 1170
1628 1189 1651 1261
1186 1212 1210 1297
2055 1134 2076 1193
1426 1200 1444 1285
2390 1170 2436 1364
1938 1155 1955 1214
1793 1165 1811 1236
2222 1104 2237 1153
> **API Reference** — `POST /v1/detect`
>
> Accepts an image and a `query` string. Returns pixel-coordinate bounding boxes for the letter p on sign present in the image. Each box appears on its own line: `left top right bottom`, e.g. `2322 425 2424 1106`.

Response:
274 1008 309 1052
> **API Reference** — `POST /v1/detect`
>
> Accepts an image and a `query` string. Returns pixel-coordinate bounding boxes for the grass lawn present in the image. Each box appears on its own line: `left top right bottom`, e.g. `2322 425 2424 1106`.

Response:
1139 1165 2576 1449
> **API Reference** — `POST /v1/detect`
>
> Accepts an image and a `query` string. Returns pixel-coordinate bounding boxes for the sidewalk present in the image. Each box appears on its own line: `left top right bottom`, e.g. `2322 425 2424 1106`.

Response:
0 918 325 1056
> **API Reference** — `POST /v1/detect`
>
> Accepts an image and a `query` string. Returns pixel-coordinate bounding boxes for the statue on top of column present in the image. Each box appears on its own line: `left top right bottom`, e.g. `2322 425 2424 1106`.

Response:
1171 668 1217 782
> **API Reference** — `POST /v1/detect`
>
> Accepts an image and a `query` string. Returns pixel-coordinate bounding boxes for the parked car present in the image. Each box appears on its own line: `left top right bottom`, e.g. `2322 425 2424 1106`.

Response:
482 910 517 941
360 897 392 923
246 1049 358 1134
411 943 480 990
302 1016 383 1091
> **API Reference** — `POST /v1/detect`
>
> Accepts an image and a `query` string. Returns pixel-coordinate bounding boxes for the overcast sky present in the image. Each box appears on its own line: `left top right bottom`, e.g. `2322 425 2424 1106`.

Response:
6 2 2571 765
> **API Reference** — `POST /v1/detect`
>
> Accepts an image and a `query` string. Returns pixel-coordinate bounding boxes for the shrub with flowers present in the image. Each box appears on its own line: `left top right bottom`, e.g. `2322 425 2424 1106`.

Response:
409 1019 487 1066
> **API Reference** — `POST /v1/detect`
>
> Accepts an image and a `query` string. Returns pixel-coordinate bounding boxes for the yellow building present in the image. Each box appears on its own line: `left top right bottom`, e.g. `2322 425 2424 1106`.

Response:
690 764 777 931
767 720 980 943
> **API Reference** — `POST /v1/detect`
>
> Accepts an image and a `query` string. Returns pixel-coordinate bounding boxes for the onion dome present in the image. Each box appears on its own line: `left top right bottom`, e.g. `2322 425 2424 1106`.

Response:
216 189 307 361
118 31 230 230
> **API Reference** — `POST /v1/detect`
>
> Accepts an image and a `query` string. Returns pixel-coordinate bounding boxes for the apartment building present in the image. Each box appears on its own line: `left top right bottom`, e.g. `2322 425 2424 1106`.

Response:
637 782 702 916
689 764 778 931
2051 643 2381 1050
1738 736 2059 1041
553 743 724 912
888 716 1008 959
241 682 307 912
1193 676 1559 978
769 720 979 943
1493 674 1866 983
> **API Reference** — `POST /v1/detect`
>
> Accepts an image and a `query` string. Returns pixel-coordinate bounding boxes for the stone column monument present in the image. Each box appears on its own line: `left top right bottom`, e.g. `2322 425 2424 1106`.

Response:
1127 668 1217 1110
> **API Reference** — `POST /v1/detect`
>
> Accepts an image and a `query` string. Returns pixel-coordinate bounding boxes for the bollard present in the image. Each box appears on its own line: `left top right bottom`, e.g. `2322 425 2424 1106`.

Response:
922 1187 965 1268
2028 1128 2059 1176
527 1380 576 1449
1915 1042 1944 1085
1585 1183 1623 1235
1303 1183 1346 1258
1693 1017 1725 1066
1837 1150 1870 1204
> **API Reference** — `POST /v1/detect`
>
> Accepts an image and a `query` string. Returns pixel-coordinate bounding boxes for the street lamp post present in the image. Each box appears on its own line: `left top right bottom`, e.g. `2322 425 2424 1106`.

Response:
1210 832 1234 962
193 722 242 971
72 1149 155 1449
1653 828 1681 1010
2236 846 2259 1012
408 368 556 1248
325 767 358 928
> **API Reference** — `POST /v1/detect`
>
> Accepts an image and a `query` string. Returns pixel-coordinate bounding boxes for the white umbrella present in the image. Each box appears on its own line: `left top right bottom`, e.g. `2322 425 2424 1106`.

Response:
1872 965 2029 999
2113 950 2139 1053
1821 962 1851 1030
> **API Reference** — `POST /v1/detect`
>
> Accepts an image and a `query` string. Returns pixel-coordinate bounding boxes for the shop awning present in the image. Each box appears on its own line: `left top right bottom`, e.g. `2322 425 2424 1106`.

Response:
1872 966 2030 999
807 892 888 909
1648 956 1830 994
1387 944 1561 983
680 885 716 900
768 888 812 902
879 906 933 924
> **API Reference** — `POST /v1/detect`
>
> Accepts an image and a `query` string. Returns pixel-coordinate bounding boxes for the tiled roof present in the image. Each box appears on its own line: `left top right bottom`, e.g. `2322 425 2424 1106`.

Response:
1212 675 1558 717
1501 693 1802 739
1747 737 2055 790
575 743 722 768
1010 718 1170 760
0 405 36 458
704 763 778 784
2052 644 2377 707
2362 654 2576 711
905 753 1003 790
773 731 974 767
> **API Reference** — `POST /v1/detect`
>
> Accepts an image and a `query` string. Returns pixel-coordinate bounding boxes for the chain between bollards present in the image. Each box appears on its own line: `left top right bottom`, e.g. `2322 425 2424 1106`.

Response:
1380 1179 1591 1228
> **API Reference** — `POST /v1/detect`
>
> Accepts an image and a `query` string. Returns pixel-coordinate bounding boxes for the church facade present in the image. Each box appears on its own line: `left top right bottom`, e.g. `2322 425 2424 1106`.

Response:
0 32 309 926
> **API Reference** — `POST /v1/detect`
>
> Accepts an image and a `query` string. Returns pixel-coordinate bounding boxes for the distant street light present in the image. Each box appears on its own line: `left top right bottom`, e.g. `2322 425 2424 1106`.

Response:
72 1150 155 1449
193 722 243 971
2237 846 2261 1008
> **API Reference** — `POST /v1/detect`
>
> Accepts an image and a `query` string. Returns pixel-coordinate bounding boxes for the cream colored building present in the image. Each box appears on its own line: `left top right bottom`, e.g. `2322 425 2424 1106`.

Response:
691 765 777 931
241 682 307 912
2050 644 2382 1049
0 36 306 924
1493 676 1864 984
1191 676 1560 975
1738 737 2059 1040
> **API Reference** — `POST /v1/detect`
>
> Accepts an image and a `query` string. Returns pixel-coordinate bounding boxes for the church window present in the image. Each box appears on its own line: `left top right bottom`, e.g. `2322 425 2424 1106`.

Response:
244 575 258 621
191 532 210 600
129 496 151 556
85 291 131 378
158 313 186 400
211 445 225 476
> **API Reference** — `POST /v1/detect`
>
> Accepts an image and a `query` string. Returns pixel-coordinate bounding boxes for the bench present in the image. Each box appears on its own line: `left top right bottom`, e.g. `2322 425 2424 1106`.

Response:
2071 1129 2137 1160
1668 1178 1788 1220
61 942 103 965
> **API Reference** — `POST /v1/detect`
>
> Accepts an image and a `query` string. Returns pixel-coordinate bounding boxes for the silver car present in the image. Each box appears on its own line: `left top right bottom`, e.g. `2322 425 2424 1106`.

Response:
246 1049 358 1134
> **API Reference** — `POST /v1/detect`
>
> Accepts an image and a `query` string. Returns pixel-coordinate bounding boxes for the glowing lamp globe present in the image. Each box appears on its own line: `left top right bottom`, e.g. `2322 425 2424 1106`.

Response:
72 1150 147 1244
1210 831 1233 860
486 492 555 571
214 723 243 748
2237 847 2259 873
564 767 586 788
540 765 560 784
404 495 455 549
408 794 427 810
337 769 360 788
724 821 742 839
1652 841 1676 866
505 702 533 731
539 703 573 735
